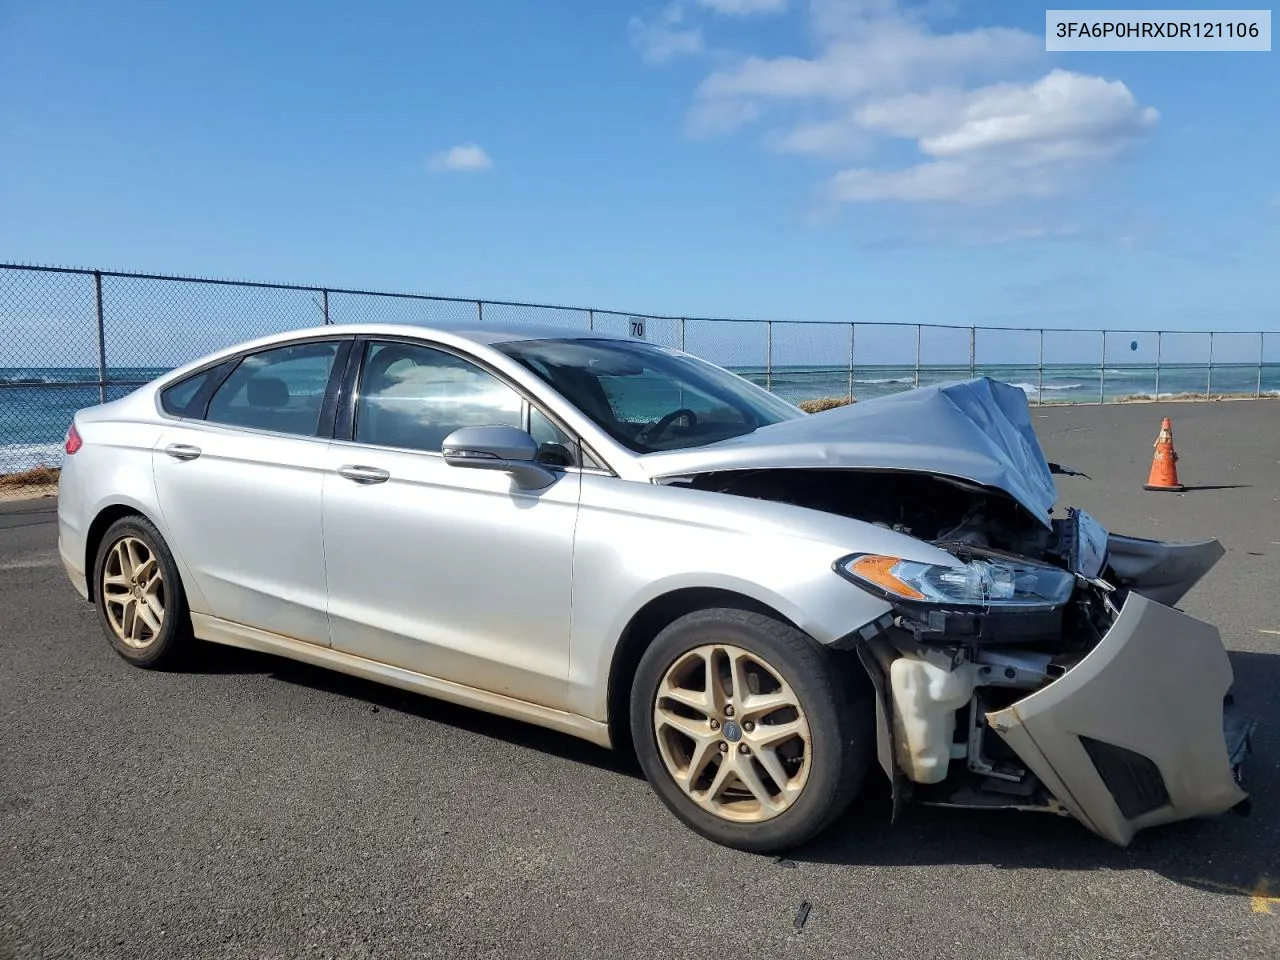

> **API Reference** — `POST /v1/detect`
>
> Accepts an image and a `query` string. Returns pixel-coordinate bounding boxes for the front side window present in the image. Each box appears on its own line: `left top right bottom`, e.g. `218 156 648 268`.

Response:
529 407 579 468
495 338 803 453
205 342 340 436
354 342 522 453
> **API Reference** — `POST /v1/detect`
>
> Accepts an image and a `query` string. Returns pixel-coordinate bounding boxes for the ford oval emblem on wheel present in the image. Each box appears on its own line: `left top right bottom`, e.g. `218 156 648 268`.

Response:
722 720 743 743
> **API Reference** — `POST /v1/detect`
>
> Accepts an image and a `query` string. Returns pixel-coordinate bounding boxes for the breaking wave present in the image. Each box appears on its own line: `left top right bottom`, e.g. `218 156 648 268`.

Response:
1010 382 1085 394
0 442 64 471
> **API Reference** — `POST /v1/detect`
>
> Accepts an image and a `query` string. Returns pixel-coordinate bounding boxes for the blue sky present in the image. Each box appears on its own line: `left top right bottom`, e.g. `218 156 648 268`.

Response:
1 0 1277 332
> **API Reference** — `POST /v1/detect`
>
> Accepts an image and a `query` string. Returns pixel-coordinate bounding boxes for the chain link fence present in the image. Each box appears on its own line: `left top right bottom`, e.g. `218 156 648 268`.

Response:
2 263 1278 492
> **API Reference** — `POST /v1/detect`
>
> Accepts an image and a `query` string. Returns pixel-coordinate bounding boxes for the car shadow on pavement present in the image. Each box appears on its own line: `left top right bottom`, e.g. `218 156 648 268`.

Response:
795 648 1279 903
187 642 640 778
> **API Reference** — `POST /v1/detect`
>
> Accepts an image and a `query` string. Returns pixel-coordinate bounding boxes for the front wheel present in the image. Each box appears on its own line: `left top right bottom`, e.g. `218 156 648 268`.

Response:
92 515 194 669
630 608 873 853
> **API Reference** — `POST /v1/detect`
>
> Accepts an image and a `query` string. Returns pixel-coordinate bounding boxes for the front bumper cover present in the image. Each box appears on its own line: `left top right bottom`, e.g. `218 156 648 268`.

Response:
987 592 1252 846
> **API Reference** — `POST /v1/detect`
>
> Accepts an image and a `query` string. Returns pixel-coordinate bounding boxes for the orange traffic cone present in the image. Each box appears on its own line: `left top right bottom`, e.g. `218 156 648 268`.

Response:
1144 418 1185 492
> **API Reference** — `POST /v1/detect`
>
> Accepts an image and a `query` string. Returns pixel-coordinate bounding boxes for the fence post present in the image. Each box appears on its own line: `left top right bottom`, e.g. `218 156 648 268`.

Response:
476 300 484 323
1099 331 1106 404
1037 330 1044 404
93 270 107 404
847 323 855 403
679 318 686 352
322 289 331 325
587 309 594 332
968 326 975 380
1155 332 1162 400
766 320 773 393
914 324 921 389
1207 331 1214 398
1259 331 1265 398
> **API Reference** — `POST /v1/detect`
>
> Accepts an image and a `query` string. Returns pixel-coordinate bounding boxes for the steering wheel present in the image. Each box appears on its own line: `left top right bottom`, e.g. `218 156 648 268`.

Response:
640 408 698 444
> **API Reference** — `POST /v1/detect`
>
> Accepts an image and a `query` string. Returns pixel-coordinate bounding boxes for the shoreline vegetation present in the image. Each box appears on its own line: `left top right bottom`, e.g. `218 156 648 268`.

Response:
798 391 1280 411
0 464 60 499
1 392 1275 496
1112 391 1278 402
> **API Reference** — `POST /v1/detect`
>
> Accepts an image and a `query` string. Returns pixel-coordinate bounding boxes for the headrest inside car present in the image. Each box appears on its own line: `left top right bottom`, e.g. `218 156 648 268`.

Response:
248 376 289 409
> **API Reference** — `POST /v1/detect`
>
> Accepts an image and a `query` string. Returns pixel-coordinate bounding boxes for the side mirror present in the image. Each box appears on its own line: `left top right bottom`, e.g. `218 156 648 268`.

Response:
441 425 556 490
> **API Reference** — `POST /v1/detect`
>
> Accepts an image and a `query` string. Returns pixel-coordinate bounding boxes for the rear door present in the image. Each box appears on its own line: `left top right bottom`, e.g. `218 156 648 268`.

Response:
152 337 351 645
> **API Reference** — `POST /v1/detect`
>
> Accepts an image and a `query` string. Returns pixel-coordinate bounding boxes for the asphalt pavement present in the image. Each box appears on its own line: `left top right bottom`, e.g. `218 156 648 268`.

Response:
2 399 1278 960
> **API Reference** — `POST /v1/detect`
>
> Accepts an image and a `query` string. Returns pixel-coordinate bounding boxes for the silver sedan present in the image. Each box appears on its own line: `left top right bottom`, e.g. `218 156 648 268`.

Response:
56 322 1254 852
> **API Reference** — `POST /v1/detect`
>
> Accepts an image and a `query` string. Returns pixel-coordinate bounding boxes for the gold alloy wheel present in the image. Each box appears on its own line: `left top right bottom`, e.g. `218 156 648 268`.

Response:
653 643 812 822
101 536 166 649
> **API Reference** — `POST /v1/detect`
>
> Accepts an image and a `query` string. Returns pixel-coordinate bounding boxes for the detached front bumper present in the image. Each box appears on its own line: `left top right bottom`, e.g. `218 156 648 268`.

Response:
987 593 1253 846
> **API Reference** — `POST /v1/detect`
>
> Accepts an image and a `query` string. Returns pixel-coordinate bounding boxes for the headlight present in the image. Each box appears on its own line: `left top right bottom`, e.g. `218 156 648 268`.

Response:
836 553 1075 611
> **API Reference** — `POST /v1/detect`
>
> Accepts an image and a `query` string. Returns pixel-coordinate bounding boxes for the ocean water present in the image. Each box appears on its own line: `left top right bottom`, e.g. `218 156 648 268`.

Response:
746 362 1280 406
3 363 1278 473
0 367 166 472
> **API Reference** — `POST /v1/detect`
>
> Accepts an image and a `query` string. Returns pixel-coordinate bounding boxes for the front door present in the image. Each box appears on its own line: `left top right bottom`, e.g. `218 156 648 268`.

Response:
320 339 580 709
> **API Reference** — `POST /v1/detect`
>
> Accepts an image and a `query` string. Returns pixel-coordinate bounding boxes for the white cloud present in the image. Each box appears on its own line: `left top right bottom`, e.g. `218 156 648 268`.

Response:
833 71 1157 203
695 0 788 14
769 113 873 158
630 4 704 63
686 98 761 137
806 0 902 40
650 0 1158 210
831 160 1059 204
913 72 1158 160
698 23 1037 102
427 143 493 173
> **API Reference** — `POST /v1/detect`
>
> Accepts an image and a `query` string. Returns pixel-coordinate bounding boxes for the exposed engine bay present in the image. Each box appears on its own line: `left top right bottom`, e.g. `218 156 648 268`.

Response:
684 469 1054 556
672 467 1249 841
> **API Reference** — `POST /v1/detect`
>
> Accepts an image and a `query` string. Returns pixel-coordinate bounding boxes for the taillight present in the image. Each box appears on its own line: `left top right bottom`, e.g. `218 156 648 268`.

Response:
65 423 82 455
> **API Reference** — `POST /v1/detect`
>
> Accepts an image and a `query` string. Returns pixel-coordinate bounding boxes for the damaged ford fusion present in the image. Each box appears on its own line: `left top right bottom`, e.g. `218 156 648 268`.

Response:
62 325 1255 857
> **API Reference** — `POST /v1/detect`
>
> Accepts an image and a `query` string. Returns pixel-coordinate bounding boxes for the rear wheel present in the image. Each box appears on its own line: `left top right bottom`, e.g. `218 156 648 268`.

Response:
630 607 872 853
92 516 193 668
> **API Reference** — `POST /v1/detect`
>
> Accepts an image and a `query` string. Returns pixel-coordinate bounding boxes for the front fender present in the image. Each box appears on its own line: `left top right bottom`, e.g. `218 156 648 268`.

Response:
566 476 929 721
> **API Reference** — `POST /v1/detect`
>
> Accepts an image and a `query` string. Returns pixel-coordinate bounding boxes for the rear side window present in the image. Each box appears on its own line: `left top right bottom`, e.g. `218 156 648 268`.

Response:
205 342 340 437
159 361 234 417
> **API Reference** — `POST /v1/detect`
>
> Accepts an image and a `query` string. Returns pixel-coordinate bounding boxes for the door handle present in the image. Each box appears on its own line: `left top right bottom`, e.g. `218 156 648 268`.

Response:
164 443 202 462
337 464 390 484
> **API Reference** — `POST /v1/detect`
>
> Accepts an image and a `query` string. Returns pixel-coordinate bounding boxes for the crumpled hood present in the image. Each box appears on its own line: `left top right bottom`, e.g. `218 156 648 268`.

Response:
640 377 1059 527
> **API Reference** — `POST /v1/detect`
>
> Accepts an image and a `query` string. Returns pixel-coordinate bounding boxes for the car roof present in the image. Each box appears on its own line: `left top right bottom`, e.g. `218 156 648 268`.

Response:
320 320 627 346
153 319 655 389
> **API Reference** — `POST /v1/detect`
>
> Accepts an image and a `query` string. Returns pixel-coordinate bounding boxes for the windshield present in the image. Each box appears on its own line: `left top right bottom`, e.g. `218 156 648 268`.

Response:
495 338 804 453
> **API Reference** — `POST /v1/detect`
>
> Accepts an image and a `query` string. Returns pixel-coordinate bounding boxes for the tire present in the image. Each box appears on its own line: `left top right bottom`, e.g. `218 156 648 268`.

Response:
92 515 194 669
630 607 873 854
